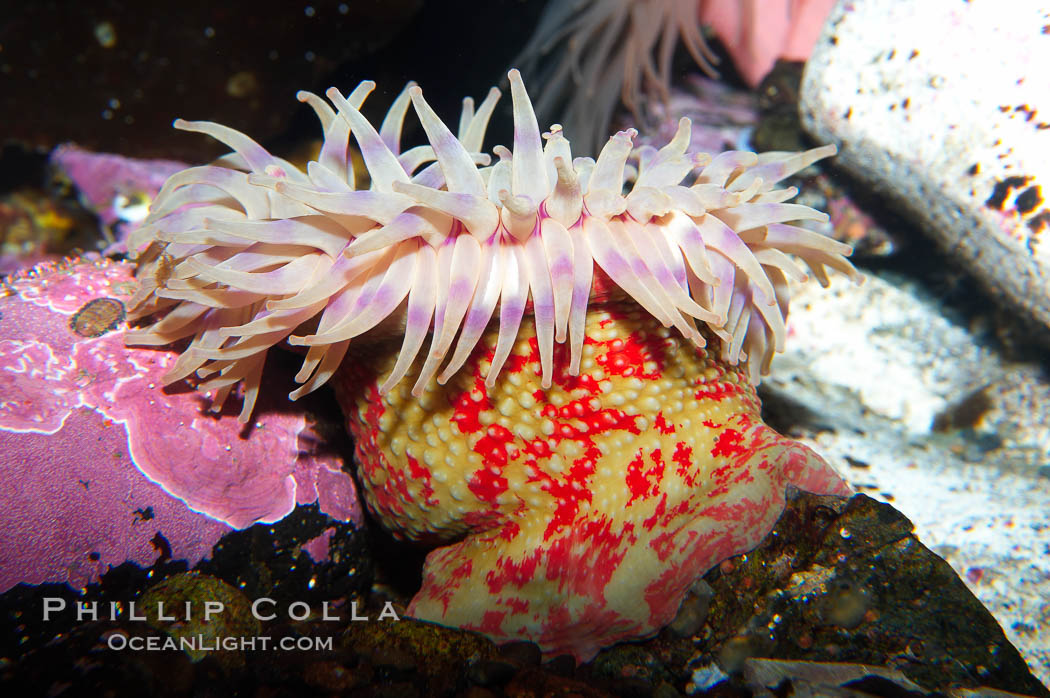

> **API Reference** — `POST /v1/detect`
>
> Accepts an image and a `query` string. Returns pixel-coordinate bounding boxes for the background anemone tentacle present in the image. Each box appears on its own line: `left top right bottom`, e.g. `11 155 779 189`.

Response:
127 69 859 424
514 0 837 155
513 0 718 154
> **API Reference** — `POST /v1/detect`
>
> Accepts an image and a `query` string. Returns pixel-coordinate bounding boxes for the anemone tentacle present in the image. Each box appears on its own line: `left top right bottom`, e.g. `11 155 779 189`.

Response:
128 69 859 423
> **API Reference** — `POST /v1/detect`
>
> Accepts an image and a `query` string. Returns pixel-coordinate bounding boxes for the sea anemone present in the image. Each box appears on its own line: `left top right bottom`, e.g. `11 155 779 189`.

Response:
127 68 858 659
127 69 856 423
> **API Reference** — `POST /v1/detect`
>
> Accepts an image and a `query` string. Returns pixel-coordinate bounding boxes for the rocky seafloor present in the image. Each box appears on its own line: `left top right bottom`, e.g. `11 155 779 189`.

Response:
4 491 1047 697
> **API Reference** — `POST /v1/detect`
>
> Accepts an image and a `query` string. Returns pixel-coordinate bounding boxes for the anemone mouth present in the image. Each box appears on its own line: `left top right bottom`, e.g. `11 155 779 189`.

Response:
126 69 859 423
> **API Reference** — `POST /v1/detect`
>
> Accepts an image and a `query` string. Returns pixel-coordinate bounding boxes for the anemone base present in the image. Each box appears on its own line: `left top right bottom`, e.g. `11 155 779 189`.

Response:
336 303 849 660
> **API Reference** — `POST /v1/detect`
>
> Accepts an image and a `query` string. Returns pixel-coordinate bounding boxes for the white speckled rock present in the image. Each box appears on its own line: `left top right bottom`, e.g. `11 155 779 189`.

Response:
800 0 1050 331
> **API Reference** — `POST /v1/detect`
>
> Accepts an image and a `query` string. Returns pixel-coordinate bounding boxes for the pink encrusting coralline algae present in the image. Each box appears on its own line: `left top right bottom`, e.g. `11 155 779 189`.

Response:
0 257 362 592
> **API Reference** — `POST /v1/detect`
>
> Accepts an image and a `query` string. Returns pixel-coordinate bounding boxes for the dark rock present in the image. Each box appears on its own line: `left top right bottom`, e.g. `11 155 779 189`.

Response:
687 492 1049 697
668 580 715 638
0 619 199 696
468 658 518 686
544 653 578 678
302 659 364 692
369 681 421 698
752 60 808 154
587 644 677 692
461 687 500 698
3 492 1045 697
140 572 260 671
497 639 543 667
505 667 615 697
341 617 494 696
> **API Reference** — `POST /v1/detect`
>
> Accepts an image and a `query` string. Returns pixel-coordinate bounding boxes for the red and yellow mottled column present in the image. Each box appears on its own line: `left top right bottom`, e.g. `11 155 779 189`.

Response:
338 298 848 660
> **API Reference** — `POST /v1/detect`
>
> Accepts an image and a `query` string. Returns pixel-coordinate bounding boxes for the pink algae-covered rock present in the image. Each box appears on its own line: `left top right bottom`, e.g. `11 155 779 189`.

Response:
50 145 188 255
0 257 362 592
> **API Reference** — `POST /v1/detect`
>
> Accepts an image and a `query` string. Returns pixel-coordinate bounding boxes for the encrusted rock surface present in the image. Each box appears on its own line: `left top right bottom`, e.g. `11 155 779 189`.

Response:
679 492 1045 697
4 492 1046 697
0 258 363 593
